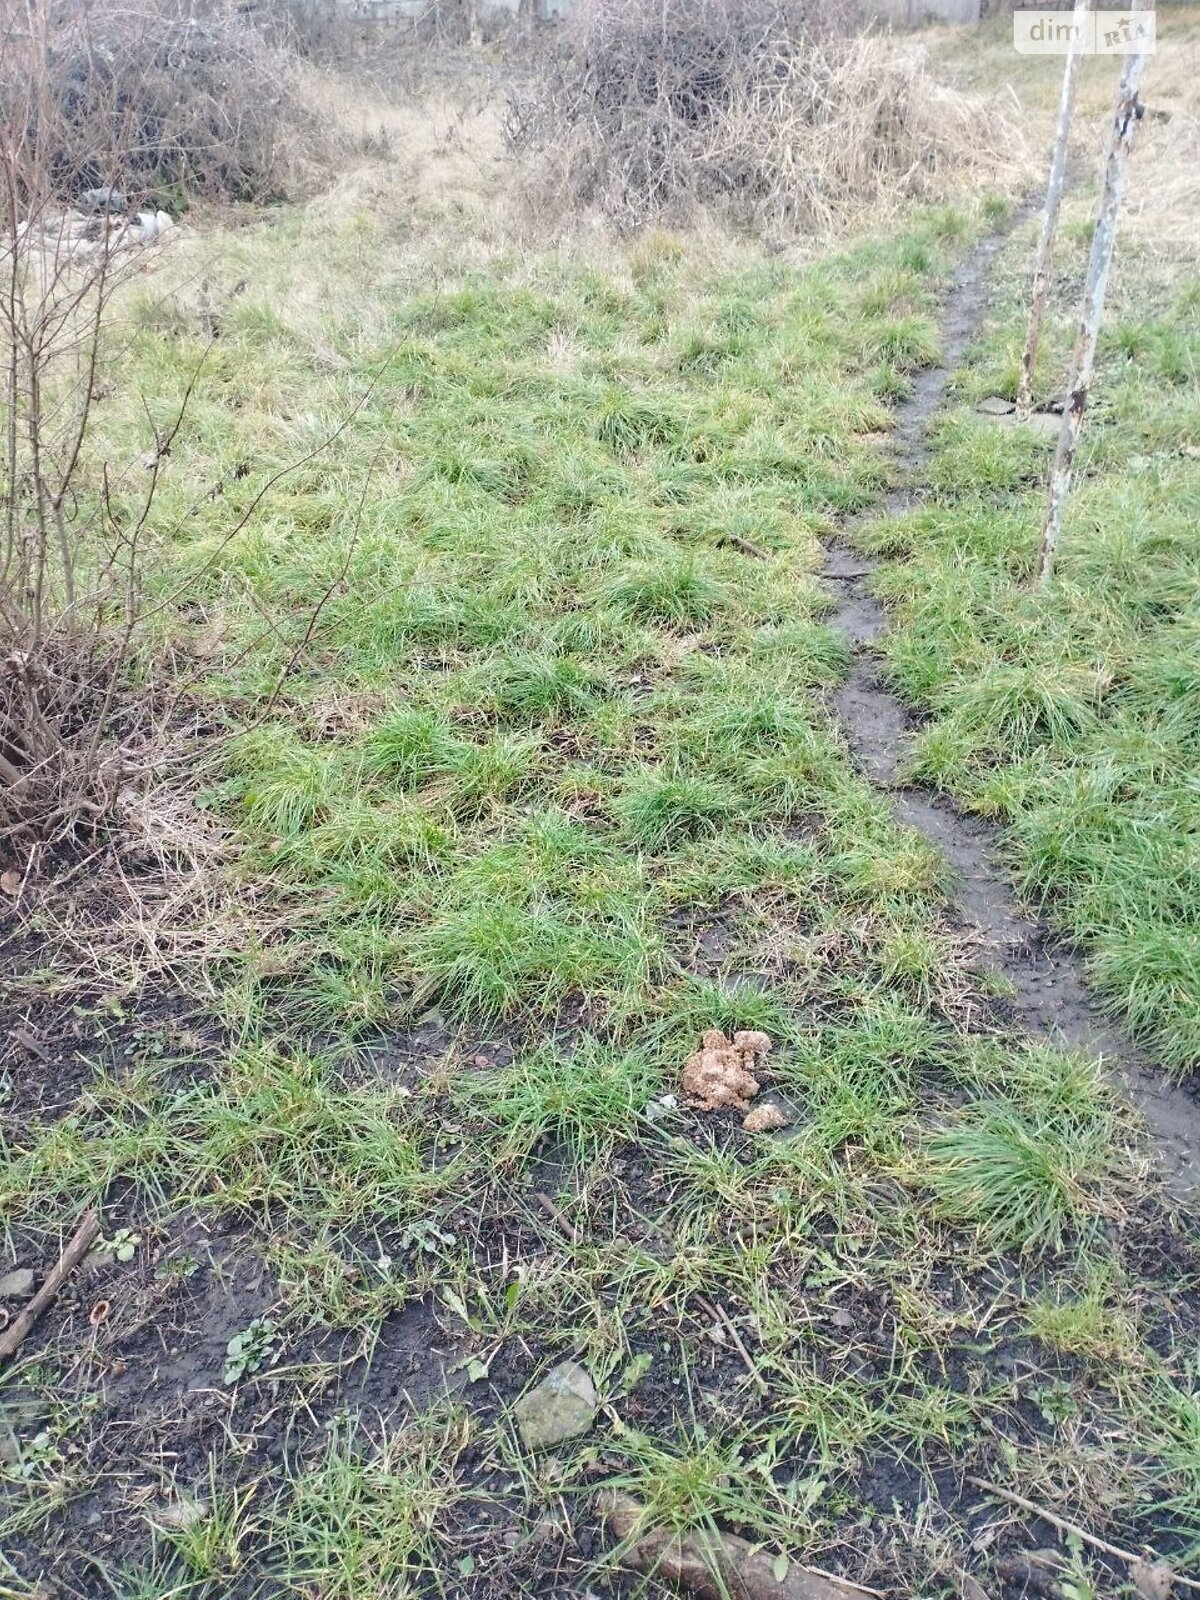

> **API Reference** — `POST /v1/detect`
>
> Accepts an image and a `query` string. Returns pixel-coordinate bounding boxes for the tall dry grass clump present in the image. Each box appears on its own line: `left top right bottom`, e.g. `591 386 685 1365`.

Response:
0 0 333 206
506 0 1025 235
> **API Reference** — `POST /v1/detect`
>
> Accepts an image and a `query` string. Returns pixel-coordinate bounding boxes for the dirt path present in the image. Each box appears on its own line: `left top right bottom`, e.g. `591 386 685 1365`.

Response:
822 228 1200 1202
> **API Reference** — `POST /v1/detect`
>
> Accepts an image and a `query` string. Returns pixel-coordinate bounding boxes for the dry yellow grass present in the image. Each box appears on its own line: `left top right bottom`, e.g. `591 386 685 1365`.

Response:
928 6 1200 259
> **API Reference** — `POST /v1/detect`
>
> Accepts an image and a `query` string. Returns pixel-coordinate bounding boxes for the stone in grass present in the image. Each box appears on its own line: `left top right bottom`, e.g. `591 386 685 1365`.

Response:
148 1494 209 1533
1022 411 1063 439
0 1268 35 1299
514 1361 598 1453
974 397 1060 439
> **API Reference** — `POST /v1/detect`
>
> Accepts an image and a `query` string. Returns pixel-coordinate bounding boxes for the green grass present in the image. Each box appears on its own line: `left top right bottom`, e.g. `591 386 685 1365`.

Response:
866 224 1200 1076
3 173 1200 1600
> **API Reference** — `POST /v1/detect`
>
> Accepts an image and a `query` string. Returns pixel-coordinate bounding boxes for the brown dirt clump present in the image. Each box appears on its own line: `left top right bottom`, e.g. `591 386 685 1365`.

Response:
681 1027 771 1111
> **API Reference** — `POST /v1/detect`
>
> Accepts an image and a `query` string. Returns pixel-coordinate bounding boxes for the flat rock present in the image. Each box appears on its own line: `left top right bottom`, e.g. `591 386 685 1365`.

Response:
148 1495 209 1533
975 395 1015 415
0 1268 35 1299
978 406 1060 438
1018 411 1062 438
514 1360 598 1452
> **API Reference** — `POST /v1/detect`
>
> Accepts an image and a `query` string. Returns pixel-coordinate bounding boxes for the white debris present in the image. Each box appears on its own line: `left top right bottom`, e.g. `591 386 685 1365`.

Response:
5 203 179 269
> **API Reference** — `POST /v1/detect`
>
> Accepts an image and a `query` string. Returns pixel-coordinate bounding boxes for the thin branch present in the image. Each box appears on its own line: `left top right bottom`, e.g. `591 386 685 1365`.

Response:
966 1477 1200 1593
1017 0 1092 419
0 1209 100 1363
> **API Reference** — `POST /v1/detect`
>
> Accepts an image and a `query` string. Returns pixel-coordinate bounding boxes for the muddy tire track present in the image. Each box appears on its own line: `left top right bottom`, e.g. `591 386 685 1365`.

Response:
822 229 1200 1201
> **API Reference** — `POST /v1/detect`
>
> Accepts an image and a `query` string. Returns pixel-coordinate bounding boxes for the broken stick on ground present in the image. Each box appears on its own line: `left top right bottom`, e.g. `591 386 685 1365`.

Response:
0 1208 100 1363
599 1490 878 1600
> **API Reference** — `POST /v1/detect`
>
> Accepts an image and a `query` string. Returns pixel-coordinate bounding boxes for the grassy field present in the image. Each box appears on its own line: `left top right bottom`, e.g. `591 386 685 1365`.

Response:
3 14 1200 1600
865 234 1200 1074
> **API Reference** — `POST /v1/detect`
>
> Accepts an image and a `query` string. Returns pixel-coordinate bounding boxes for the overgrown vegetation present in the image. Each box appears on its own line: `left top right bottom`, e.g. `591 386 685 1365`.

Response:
3 9 1200 1600
0 0 342 849
4 185 1200 1595
1 0 332 207
506 0 1027 232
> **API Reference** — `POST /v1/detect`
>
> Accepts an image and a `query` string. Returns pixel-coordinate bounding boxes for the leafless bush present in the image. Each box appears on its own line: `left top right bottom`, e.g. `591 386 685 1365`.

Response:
0 5 343 853
1 0 333 208
506 0 1023 234
0 193 156 845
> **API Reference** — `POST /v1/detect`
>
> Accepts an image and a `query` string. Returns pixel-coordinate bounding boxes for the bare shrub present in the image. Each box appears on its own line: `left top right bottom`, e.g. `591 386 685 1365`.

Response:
0 207 157 844
506 0 1025 234
1 0 333 208
258 0 521 97
0 10 344 853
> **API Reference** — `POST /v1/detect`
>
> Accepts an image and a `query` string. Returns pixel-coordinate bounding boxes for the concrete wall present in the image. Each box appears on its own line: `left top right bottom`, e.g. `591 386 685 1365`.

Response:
866 0 982 22
343 0 571 18
344 0 983 25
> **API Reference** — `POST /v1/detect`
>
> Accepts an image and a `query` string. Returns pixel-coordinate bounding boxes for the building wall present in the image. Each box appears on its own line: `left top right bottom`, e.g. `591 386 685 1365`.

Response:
866 0 982 22
342 0 984 24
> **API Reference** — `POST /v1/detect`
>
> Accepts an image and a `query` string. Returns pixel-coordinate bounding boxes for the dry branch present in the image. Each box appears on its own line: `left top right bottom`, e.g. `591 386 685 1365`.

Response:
598 1491 876 1600
966 1477 1200 1596
0 0 331 207
1018 0 1092 418
507 0 1026 235
0 1209 100 1362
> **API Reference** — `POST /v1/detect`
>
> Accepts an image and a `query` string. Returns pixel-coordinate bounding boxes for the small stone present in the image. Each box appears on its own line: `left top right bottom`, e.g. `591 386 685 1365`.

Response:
513 1360 598 1452
742 1103 789 1134
79 186 126 214
976 396 1016 415
150 1495 208 1533
0 1268 35 1299
978 405 1059 439
1130 1560 1174 1600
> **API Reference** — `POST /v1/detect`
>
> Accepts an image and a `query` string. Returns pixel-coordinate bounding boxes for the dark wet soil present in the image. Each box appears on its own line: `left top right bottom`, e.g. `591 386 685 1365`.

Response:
822 229 1200 1202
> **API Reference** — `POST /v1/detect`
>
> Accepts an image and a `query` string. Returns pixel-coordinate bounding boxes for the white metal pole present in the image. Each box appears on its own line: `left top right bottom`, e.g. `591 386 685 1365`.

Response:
1034 5 1152 588
1017 0 1093 419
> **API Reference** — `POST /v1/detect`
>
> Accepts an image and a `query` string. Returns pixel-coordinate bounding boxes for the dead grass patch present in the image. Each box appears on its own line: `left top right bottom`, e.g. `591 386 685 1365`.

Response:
507 0 1030 235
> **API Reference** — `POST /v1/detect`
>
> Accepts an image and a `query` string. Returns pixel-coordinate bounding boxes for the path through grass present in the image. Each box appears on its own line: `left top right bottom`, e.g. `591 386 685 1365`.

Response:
864 217 1200 1078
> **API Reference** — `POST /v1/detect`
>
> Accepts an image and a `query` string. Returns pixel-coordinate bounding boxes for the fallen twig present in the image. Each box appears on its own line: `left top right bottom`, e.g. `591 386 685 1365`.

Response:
695 1293 767 1394
535 1190 580 1245
0 1209 100 1362
9 1026 51 1063
718 533 770 560
966 1477 1200 1594
598 1490 877 1600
